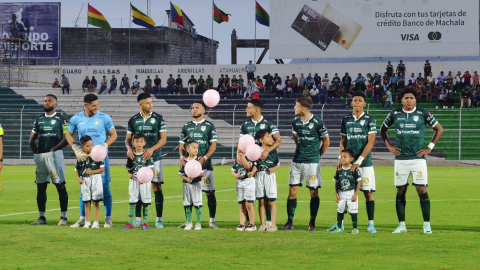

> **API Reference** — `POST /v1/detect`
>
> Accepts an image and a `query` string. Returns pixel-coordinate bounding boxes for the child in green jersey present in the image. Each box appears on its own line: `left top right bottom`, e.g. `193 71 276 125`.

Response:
232 153 257 232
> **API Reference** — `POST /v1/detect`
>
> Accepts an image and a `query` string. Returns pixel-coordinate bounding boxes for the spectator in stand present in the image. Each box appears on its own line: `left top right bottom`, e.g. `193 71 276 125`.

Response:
255 76 264 93
384 87 393 112
219 82 227 99
82 76 91 92
206 75 213 90
99 75 107 94
120 74 130 95
461 87 472 108
415 83 424 100
284 75 291 86
473 71 479 89
416 73 424 87
61 74 70 95
244 81 253 99
354 73 366 92
346 93 353 109
446 71 454 91
229 81 237 99
328 81 337 99
437 81 445 94
175 74 183 95
332 73 341 91
302 85 310 97
372 84 381 103
224 75 230 88
275 81 284 99
131 75 140 94
426 72 435 92
166 74 175 94
322 73 330 89
89 76 97 92
313 73 321 89
365 73 373 86
319 85 328 104
273 73 282 91
108 75 117 94
144 75 152 94
310 85 319 103
284 81 293 98
347 85 355 97
299 73 306 89
263 73 273 94
366 81 374 97
430 85 440 107
153 75 161 94
342 72 352 93
463 71 472 87
446 90 455 108
291 74 299 93
187 75 197 95
252 81 260 99
52 78 61 88
218 74 225 89
419 84 429 103
373 72 382 88
390 73 397 93
305 73 314 90
424 60 432 77
472 89 479 108
197 75 205 94
386 61 393 77
397 72 405 90
454 71 463 92
245 60 256 82
336 82 344 98
407 78 415 88
409 73 416 87
231 75 239 94
238 75 245 94
396 60 406 75
436 71 446 85
383 72 390 91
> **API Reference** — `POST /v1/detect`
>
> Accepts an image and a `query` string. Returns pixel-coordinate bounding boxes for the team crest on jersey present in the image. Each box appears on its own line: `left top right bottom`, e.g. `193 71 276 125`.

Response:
95 120 99 125
413 116 419 122
51 120 56 125
150 118 155 124
360 120 365 126
260 124 266 129
308 123 314 129
201 126 206 132
400 123 405 128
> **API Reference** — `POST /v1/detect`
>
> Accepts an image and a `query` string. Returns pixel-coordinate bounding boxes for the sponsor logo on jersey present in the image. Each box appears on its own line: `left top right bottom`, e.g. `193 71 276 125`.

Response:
95 120 99 125
354 128 363 132
51 120 56 125
413 116 419 122
360 120 365 126
142 126 152 131
397 130 421 134
150 118 155 124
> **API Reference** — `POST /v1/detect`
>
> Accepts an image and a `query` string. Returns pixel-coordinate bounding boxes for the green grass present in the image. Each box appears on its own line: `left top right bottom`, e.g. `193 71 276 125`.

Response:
0 165 479 269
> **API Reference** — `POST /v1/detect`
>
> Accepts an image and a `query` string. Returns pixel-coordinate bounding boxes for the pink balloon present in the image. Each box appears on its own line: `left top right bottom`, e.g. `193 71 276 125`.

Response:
246 144 262 161
238 134 255 152
91 145 107 162
185 159 202 178
137 167 153 184
203 89 220 108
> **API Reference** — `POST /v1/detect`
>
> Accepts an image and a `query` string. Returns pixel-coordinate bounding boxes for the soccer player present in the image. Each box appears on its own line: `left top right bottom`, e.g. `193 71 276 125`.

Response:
179 102 218 229
29 94 70 225
66 94 118 228
327 92 378 233
126 93 167 229
238 99 281 228
381 87 443 234
281 97 330 231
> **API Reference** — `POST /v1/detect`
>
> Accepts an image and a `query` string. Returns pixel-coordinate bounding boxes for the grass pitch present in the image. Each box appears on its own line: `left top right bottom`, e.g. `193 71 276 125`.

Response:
0 165 479 269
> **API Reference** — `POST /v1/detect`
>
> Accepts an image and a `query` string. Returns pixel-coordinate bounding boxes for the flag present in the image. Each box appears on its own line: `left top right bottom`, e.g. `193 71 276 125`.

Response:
213 3 230 24
88 4 112 30
131 3 156 30
170 2 184 26
255 1 269 27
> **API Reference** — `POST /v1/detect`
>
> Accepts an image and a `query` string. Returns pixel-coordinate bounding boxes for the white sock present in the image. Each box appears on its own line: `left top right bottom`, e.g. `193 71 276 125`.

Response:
61 212 67 218
210 218 215 223
368 220 374 225
399 221 406 226
135 217 141 222
156 217 162 222
80 216 85 220
424 222 430 226
39 212 46 218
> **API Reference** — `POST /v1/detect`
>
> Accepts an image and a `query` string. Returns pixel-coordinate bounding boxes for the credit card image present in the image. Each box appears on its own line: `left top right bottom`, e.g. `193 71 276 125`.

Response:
322 5 362 50
291 5 340 51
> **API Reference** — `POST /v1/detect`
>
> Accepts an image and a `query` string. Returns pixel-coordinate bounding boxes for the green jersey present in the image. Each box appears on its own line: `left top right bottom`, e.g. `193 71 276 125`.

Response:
206 78 213 86
110 78 117 85
340 113 377 167
145 79 152 86
32 113 69 154
240 116 279 138
126 153 154 176
383 107 438 160
127 112 166 162
179 119 217 170
256 150 279 172
333 166 362 191
179 156 206 183
292 115 329 163
76 156 104 178
238 78 245 86
198 78 205 86
232 160 253 180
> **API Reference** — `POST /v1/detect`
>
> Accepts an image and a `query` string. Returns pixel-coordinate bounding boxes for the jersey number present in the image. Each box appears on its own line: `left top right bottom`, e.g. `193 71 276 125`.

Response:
50 172 59 178
417 171 423 178
204 178 211 185
153 170 159 177
362 178 369 184
306 175 316 182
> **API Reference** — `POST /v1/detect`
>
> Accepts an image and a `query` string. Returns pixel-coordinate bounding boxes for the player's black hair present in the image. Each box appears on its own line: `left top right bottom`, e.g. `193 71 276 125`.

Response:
352 92 366 101
400 87 417 99
132 133 145 141
137 93 151 103
45 94 57 101
341 149 355 158
84 94 98 104
186 140 199 149
254 129 270 144
249 99 264 110
80 135 92 145
193 101 207 111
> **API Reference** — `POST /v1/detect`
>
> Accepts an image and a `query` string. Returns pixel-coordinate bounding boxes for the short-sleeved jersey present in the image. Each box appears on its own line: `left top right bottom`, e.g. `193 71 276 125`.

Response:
32 113 69 154
179 157 206 183
127 112 166 162
126 153 154 176
0 122 4 136
340 113 377 167
240 116 279 138
179 120 217 170
75 156 105 178
256 150 280 172
68 111 115 146
383 107 438 160
232 160 253 180
292 115 329 163
333 167 362 191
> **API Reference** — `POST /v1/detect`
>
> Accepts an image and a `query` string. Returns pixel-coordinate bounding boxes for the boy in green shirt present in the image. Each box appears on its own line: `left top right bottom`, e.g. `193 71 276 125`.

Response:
232 152 256 231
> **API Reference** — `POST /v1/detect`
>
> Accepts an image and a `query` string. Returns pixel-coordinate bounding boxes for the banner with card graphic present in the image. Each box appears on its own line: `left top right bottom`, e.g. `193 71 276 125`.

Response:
269 0 479 59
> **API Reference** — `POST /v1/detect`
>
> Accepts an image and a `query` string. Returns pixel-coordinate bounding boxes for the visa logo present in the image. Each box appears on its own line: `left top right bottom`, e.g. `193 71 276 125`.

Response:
401 34 419 41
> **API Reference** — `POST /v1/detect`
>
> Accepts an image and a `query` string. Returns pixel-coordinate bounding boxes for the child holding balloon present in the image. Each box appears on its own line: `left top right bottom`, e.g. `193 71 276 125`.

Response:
232 153 257 232
123 133 155 230
75 135 105 229
179 141 206 231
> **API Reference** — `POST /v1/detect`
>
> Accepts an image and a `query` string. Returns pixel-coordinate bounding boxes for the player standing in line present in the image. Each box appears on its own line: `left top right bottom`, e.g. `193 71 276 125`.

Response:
381 88 443 234
29 94 70 225
179 102 218 229
238 99 281 228
327 92 378 233
125 93 167 229
281 97 330 231
66 94 118 228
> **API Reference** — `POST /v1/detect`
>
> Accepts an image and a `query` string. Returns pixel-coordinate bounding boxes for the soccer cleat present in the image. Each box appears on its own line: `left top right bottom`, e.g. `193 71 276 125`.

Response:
122 223 134 230
352 228 360 234
133 220 142 228
280 222 294 230
392 225 407 234
236 225 245 231
184 223 193 230
209 222 219 229
245 224 257 231
104 217 113 228
266 226 278 232
70 218 85 228
332 227 344 233
258 224 267 232
83 223 92 229
31 217 47 225
92 222 99 229
57 217 68 226
194 223 202 230
367 224 377 233
308 224 317 231
327 223 344 232
155 221 164 229
142 223 150 230
178 221 188 229
423 224 432 234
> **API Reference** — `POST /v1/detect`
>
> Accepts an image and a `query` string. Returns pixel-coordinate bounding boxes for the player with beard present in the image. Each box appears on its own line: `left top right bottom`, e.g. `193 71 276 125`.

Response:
178 102 218 229
29 94 70 225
